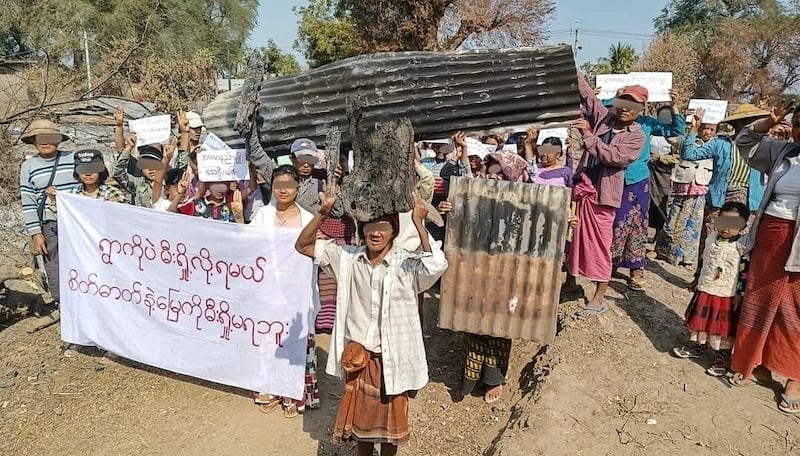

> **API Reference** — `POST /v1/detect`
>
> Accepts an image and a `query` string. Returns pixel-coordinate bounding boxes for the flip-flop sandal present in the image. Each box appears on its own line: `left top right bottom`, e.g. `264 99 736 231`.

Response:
575 304 609 319
258 400 281 414
727 373 762 388
282 402 300 418
484 385 503 404
778 393 800 414
628 281 645 291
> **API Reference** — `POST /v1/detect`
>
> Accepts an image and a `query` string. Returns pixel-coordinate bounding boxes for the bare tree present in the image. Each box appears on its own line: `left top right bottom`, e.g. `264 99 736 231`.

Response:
635 33 700 106
341 0 555 53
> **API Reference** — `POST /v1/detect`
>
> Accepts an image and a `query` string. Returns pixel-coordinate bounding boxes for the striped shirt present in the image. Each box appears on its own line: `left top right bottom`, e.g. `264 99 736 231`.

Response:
19 151 78 235
728 144 750 189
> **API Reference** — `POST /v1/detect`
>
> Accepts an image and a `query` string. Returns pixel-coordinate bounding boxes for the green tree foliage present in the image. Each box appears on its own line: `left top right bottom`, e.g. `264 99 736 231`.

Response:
293 0 358 68
295 0 555 68
0 0 259 106
599 42 638 74
264 40 301 77
652 0 800 101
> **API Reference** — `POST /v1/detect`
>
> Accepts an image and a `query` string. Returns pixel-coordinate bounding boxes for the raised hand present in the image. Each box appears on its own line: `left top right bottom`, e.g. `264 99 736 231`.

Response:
125 133 137 150
691 108 706 131
572 118 590 135
114 106 124 127
524 126 539 145
769 100 796 125
177 111 189 133
318 179 338 216
163 136 177 163
668 89 680 108
231 189 244 223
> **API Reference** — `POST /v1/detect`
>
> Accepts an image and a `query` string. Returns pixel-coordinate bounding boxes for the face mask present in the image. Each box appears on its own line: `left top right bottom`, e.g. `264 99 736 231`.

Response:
612 98 645 112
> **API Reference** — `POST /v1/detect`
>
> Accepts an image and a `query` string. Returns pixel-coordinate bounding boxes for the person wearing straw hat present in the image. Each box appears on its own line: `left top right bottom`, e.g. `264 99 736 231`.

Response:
18 119 78 310
681 104 769 261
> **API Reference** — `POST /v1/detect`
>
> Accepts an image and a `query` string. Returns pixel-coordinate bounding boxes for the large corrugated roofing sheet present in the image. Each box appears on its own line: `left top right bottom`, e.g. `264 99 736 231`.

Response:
203 45 579 152
438 177 571 343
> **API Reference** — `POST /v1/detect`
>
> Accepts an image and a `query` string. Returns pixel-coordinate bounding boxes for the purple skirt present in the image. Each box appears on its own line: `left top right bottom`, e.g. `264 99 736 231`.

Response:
611 179 650 270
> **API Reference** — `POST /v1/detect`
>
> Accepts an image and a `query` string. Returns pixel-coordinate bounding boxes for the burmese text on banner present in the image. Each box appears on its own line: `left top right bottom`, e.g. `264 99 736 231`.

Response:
57 193 313 399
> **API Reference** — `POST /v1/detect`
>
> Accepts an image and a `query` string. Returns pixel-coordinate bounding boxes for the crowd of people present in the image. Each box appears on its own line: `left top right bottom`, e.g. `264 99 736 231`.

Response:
16 69 800 454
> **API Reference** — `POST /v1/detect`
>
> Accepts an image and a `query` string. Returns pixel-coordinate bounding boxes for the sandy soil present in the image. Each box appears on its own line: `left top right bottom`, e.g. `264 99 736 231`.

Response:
1 260 798 456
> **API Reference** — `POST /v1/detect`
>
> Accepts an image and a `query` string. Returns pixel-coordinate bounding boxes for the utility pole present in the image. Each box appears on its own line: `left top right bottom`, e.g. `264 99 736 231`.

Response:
83 30 92 92
573 27 581 63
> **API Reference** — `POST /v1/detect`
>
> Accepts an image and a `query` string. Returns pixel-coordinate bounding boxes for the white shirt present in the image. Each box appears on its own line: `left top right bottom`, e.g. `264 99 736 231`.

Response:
152 198 171 212
765 156 800 220
316 240 448 395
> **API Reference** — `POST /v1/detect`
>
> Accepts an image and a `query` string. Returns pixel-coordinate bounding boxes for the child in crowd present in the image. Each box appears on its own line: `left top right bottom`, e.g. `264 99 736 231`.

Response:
114 134 176 207
170 177 245 224
152 167 186 212
533 137 573 188
46 149 127 210
672 202 750 377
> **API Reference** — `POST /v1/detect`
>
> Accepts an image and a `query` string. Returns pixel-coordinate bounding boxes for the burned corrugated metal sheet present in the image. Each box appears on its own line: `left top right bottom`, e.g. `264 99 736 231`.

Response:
203 45 579 152
438 177 571 343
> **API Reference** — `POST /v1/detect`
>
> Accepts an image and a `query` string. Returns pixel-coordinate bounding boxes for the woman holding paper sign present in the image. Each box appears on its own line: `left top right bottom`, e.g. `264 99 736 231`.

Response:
611 88 686 291
563 74 646 316
249 165 321 418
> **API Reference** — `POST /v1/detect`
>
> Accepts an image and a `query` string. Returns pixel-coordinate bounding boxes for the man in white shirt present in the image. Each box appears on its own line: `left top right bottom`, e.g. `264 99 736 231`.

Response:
295 183 447 455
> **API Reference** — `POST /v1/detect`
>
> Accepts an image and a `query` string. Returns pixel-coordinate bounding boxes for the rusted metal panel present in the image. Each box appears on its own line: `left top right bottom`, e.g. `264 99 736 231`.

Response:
203 45 579 152
438 177 571 343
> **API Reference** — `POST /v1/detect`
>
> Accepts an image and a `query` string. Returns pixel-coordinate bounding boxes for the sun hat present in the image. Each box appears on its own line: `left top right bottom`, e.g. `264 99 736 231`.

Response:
722 104 770 123
186 111 204 129
21 119 69 144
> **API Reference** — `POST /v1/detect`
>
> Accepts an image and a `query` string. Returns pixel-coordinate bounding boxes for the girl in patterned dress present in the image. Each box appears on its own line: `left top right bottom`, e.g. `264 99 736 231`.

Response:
672 202 750 377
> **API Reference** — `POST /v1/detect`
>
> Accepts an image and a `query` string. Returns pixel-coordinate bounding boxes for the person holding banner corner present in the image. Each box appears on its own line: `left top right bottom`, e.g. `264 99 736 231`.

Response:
19 119 78 313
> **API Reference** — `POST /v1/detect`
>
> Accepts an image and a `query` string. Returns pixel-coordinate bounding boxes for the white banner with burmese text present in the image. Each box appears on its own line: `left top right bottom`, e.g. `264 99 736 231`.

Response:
57 193 312 399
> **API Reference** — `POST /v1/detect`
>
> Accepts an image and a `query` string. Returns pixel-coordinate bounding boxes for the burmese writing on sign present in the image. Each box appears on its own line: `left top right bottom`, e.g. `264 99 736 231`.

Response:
57 193 313 398
201 132 231 151
687 99 729 125
128 115 172 147
595 72 673 103
197 149 250 181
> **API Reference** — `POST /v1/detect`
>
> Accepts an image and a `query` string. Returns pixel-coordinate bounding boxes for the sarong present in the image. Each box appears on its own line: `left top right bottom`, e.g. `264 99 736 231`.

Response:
316 217 356 332
656 194 705 265
333 342 410 446
732 215 800 381
566 174 616 282
611 178 650 270
461 334 511 395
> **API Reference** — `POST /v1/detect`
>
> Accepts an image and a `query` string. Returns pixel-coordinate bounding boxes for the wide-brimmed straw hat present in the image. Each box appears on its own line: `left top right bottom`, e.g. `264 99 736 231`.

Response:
722 104 770 123
21 119 69 144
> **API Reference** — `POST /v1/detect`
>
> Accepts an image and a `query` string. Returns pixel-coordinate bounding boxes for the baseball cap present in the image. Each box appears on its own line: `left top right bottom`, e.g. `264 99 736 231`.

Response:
618 85 649 104
74 149 107 174
137 145 165 170
186 111 204 129
290 138 319 164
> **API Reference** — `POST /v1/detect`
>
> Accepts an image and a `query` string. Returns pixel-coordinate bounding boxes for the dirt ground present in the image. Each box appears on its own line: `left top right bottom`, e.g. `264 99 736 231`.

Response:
1 259 799 456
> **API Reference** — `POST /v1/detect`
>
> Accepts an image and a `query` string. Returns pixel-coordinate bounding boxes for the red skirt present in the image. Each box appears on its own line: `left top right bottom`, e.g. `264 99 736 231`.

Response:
685 291 737 338
732 215 800 381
